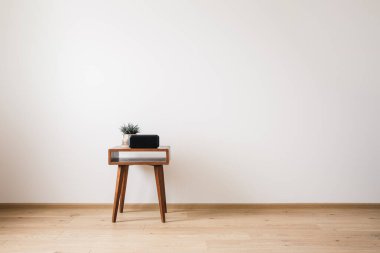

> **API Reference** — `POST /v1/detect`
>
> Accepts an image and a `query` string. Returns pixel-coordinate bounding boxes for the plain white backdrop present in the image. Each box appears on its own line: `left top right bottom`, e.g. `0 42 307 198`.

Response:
0 0 379 203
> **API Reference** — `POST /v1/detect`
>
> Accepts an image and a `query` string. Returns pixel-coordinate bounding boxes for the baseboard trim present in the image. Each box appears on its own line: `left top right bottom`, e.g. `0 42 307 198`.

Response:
0 203 379 209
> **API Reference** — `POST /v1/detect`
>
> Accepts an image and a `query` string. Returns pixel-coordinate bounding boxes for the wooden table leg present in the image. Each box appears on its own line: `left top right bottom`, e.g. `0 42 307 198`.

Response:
159 166 167 213
112 165 125 223
119 165 129 213
154 165 165 223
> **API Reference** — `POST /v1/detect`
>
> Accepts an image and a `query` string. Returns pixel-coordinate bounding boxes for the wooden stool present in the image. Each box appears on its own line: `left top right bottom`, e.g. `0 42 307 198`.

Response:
108 146 170 223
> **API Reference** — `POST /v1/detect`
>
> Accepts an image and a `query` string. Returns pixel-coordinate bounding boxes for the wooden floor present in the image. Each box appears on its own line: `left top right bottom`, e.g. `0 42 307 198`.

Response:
0 205 379 253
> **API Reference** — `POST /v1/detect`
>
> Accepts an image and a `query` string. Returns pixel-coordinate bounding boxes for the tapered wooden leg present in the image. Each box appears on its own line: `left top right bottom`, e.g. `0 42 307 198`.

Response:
159 166 167 213
119 165 129 213
112 166 125 223
154 165 165 223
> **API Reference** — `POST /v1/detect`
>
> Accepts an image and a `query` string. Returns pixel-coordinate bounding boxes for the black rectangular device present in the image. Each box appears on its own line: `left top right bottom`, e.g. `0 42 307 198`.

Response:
129 135 160 148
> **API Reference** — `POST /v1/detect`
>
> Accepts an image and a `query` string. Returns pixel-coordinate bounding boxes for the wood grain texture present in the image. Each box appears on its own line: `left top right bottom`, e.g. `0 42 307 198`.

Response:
119 166 129 213
159 166 167 213
154 165 166 223
108 146 170 165
109 146 171 152
112 166 125 222
109 157 168 165
0 206 379 253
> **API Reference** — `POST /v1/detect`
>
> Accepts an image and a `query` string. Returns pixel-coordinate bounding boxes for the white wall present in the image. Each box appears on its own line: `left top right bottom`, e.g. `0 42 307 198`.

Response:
0 0 379 203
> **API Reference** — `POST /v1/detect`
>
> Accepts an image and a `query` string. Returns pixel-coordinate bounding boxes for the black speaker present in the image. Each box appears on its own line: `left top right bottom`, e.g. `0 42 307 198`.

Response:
129 135 160 148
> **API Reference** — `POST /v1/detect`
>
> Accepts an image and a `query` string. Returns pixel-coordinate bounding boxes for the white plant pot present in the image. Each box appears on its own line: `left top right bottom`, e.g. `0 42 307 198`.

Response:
122 134 131 146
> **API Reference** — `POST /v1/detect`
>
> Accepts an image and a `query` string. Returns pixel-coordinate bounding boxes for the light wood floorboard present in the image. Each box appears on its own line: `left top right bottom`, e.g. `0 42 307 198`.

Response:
0 206 379 253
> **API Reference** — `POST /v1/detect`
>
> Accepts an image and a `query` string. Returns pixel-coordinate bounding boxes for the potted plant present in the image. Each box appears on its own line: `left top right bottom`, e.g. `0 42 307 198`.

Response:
120 123 140 146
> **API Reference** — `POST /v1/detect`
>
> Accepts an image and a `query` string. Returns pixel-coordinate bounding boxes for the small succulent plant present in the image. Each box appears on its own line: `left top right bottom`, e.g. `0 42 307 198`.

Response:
120 123 140 135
